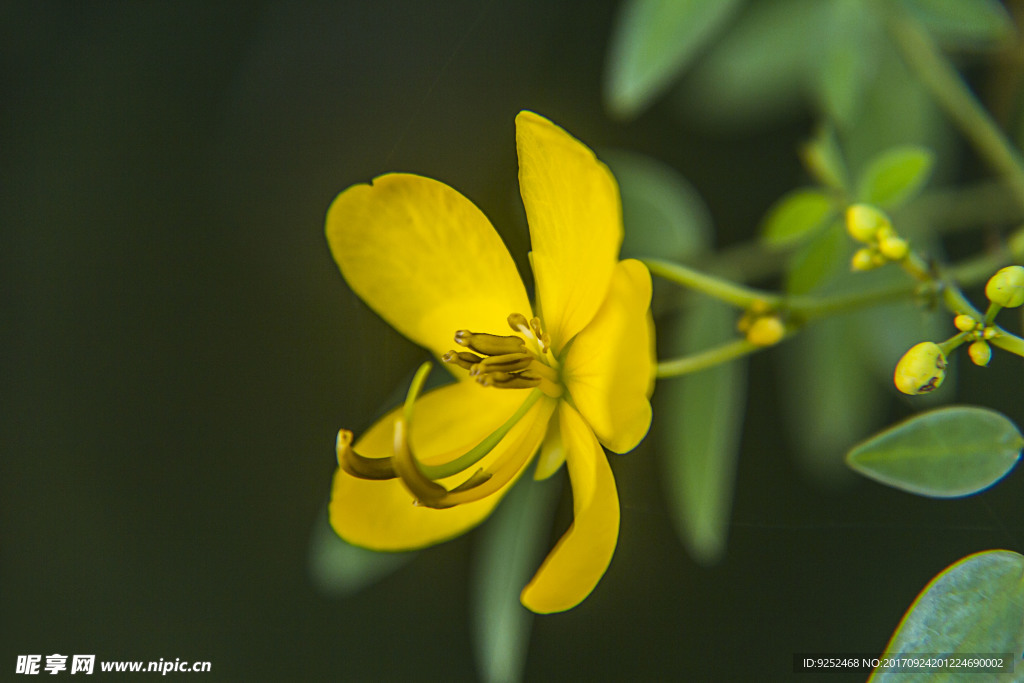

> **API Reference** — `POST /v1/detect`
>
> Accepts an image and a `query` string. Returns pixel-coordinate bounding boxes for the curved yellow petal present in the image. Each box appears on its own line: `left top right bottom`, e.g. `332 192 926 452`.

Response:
515 111 622 352
326 173 532 361
563 259 654 454
330 381 552 550
520 403 620 614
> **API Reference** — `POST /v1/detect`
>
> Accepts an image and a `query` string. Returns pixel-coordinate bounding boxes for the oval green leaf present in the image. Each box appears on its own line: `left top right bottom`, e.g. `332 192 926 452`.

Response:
604 0 741 119
604 149 712 262
658 297 747 565
761 187 837 248
846 406 1023 498
857 145 935 208
870 550 1024 682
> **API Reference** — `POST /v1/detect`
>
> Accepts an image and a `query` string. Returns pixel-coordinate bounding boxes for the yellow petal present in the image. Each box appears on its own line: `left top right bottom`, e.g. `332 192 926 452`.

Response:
326 173 532 361
562 259 654 454
330 381 552 550
515 111 622 352
520 403 620 613
533 417 566 480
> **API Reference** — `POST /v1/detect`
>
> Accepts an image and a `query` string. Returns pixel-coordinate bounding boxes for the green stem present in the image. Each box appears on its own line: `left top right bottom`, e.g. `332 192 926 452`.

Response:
656 338 762 378
643 258 781 309
887 9 1024 210
990 330 1024 357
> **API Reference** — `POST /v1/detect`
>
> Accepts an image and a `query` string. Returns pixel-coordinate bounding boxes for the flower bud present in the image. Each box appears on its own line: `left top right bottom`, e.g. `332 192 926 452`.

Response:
845 204 891 243
746 316 785 346
878 235 909 261
968 340 992 367
893 342 947 395
985 265 1024 308
953 314 977 332
851 248 878 271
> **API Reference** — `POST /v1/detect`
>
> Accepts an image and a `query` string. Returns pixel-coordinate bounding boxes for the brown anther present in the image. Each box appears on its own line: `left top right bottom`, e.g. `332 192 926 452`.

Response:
479 371 542 389
442 350 483 370
454 330 526 356
336 429 397 480
476 352 533 374
507 313 531 334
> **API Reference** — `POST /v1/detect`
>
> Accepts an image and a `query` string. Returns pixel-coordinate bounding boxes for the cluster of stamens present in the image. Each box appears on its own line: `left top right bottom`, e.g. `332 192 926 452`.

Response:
442 313 561 397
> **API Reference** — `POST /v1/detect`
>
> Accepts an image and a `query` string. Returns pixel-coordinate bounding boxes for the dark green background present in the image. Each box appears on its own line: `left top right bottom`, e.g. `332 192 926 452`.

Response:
4 1 1023 680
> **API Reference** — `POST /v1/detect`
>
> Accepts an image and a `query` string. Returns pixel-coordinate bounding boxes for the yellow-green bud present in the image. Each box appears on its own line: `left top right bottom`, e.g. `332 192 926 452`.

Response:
845 204 891 243
893 342 947 395
953 314 977 332
985 265 1024 308
878 235 909 261
968 340 992 367
851 248 878 271
746 316 786 346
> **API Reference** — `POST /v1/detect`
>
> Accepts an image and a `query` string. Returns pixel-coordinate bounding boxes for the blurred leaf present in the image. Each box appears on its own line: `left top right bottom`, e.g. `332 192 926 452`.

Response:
471 477 560 683
901 0 1015 50
781 316 881 485
870 550 1024 682
658 298 747 564
814 0 878 127
857 146 935 208
846 406 1024 497
680 0 820 129
308 506 414 597
801 123 851 193
603 149 712 261
842 47 953 178
605 0 742 119
761 187 837 249
785 221 850 295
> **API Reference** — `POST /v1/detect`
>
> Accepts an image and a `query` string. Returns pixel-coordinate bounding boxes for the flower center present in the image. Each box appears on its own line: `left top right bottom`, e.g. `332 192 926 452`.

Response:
441 313 563 398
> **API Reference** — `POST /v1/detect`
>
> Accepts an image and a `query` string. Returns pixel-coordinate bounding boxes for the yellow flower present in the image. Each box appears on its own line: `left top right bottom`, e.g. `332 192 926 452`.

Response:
324 111 655 613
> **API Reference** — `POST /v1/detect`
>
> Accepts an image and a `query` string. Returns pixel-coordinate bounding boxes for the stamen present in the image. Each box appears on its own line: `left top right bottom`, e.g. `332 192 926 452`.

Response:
476 372 542 389
336 429 397 480
442 350 483 370
473 352 534 374
454 330 526 356
392 418 452 508
530 317 550 353
507 313 532 336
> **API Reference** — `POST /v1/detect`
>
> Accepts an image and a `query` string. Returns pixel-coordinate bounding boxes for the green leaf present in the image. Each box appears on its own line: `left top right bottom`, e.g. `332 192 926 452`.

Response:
801 123 851 193
781 316 882 485
681 0 821 129
846 406 1024 498
761 187 837 249
784 221 850 295
870 550 1024 682
814 0 878 128
308 506 414 597
603 149 712 261
605 0 742 119
471 477 560 683
658 297 747 564
857 146 935 208
901 0 1015 50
